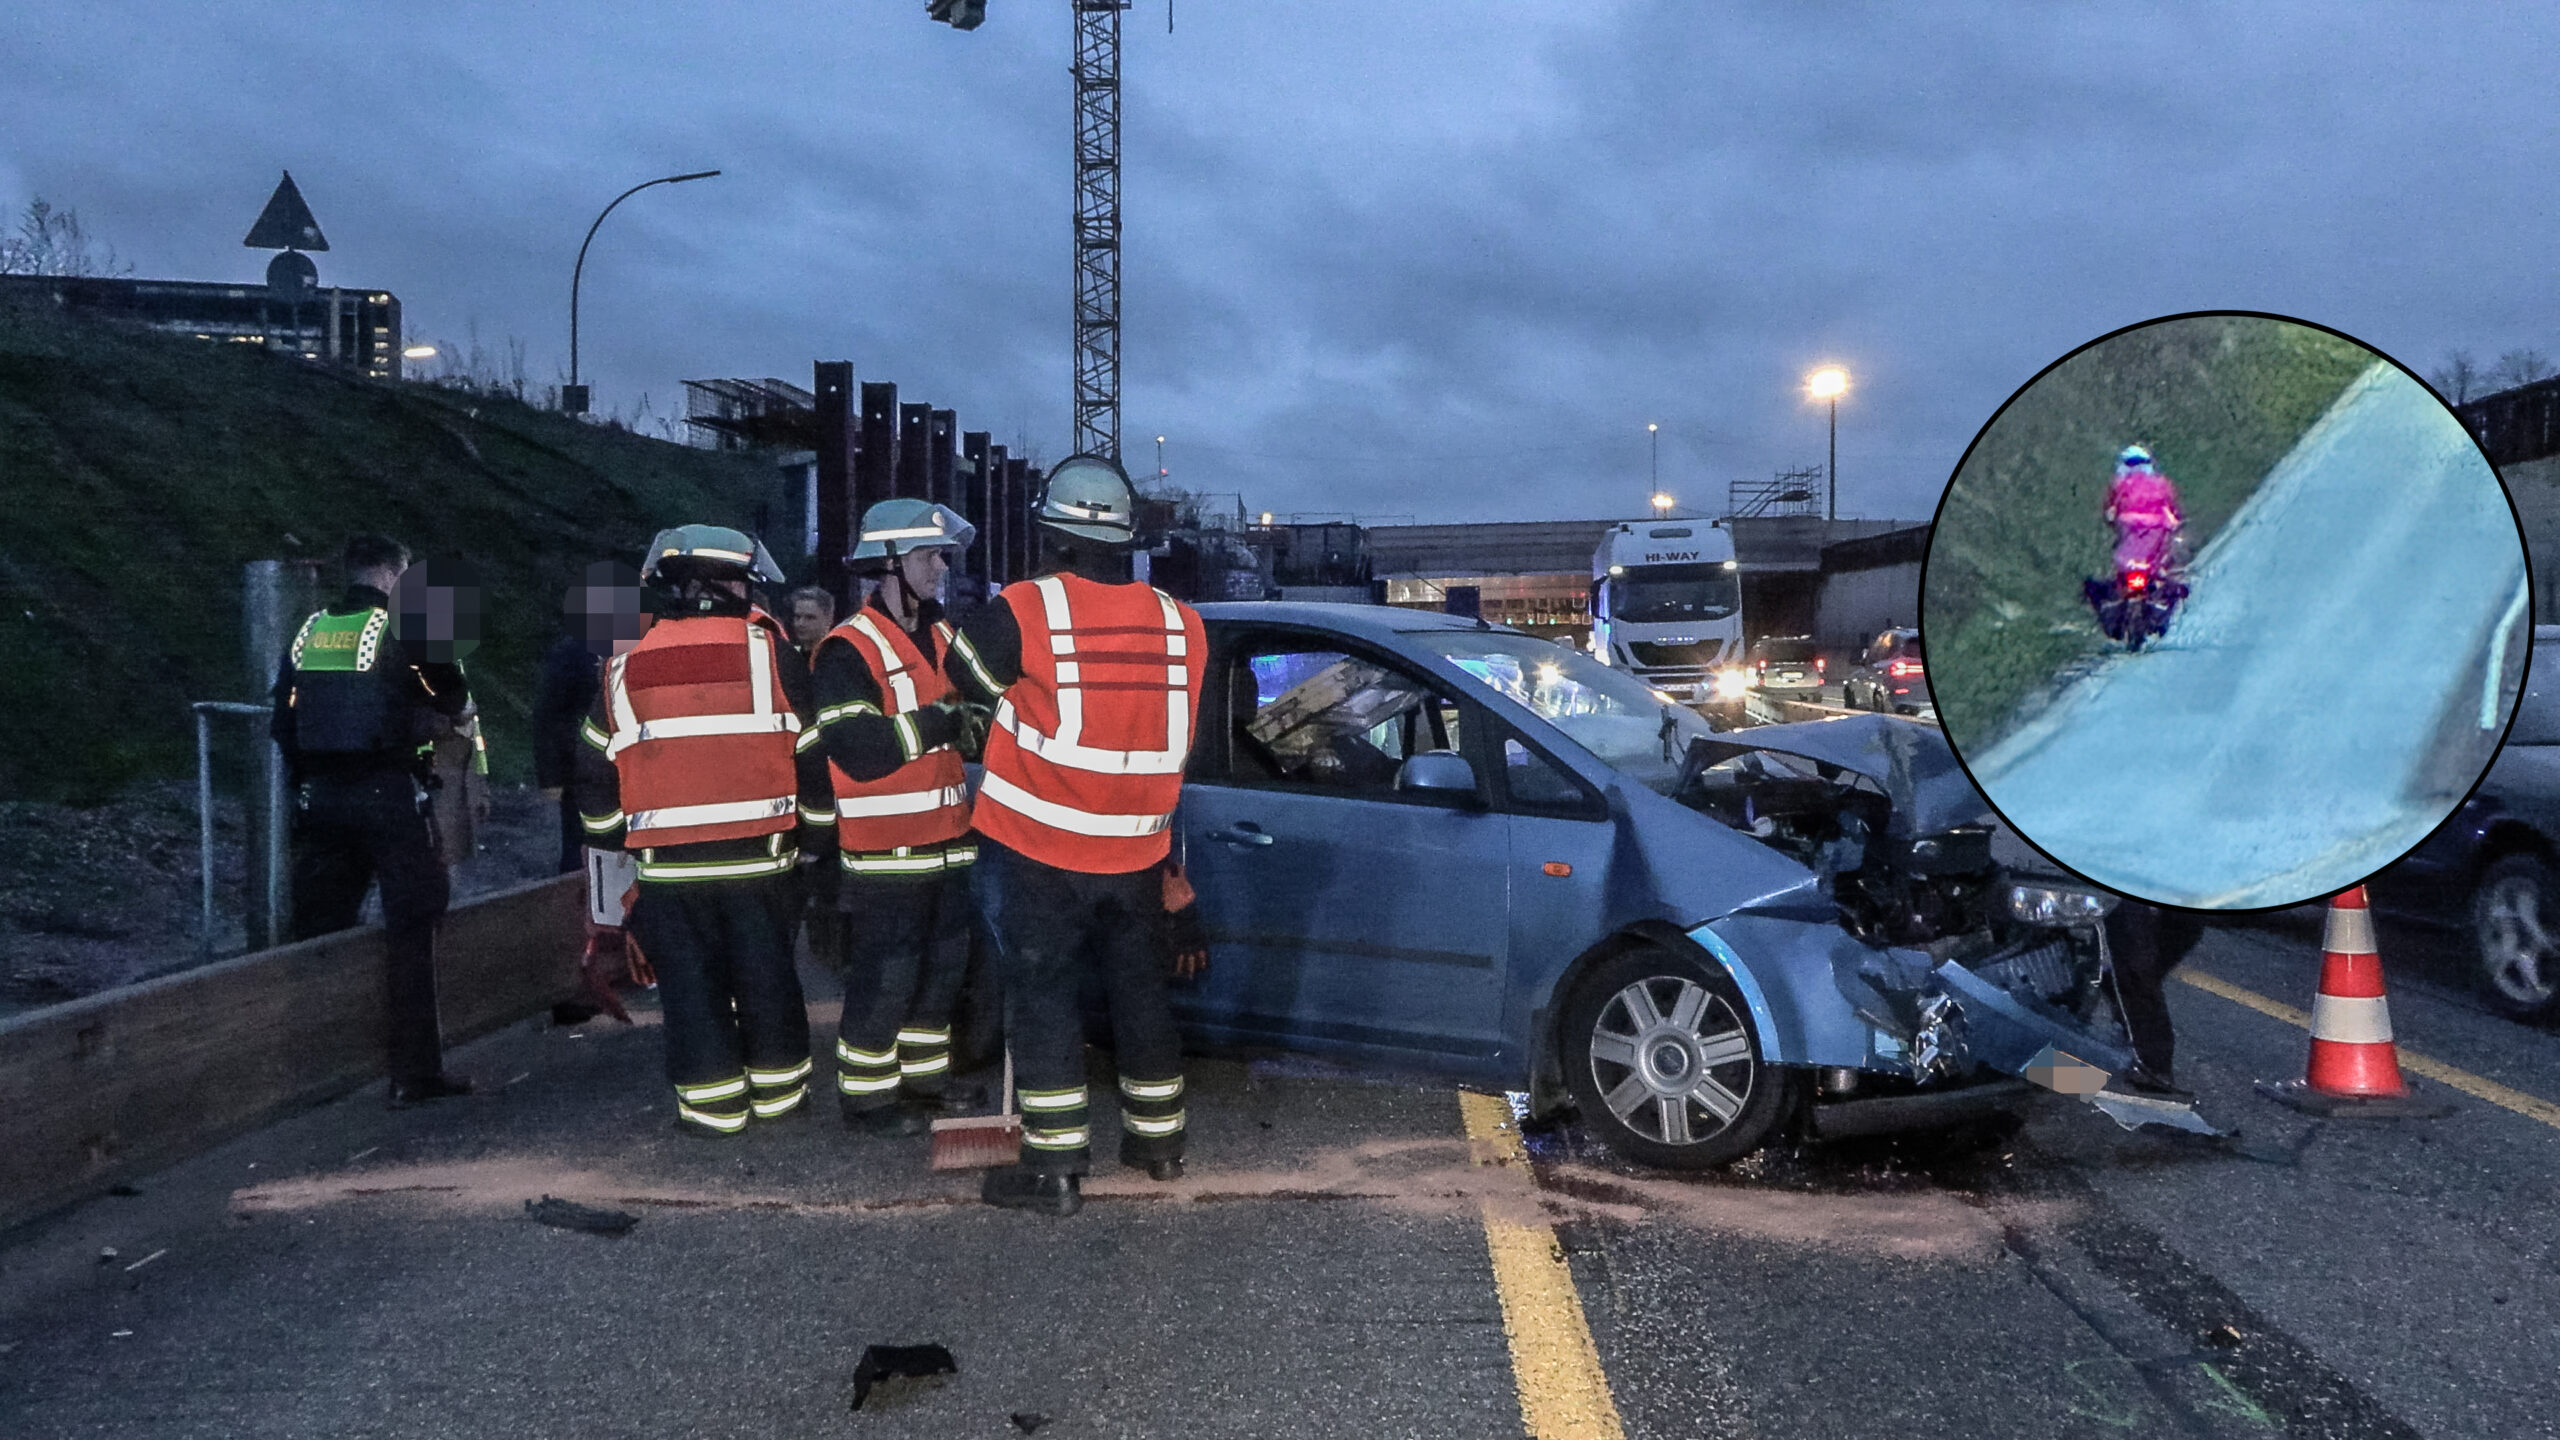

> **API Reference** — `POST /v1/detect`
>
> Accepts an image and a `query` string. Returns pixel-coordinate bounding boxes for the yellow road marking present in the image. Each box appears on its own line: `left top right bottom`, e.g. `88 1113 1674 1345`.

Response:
1458 1091 1627 1440
2176 968 2560 1131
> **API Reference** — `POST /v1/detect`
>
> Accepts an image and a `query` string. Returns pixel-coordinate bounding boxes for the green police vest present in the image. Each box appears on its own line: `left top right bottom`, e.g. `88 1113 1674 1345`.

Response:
287 607 410 756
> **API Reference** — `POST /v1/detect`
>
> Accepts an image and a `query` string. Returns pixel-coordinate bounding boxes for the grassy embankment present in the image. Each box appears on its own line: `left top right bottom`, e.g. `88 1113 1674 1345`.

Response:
0 304 784 803
1922 315 2375 751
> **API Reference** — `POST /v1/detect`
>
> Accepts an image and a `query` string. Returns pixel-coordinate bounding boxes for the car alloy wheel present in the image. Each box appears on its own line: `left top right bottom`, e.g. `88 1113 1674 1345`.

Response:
1559 946 1803 1169
2472 854 2560 1018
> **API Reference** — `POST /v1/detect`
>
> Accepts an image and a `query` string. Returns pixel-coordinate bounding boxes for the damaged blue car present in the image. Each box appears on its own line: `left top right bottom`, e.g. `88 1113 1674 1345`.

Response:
1170 604 2158 1169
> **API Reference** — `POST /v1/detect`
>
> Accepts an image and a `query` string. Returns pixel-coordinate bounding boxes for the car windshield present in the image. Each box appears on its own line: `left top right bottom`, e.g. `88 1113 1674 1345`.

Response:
1412 629 1719 794
2514 640 2560 744
1609 563 1740 624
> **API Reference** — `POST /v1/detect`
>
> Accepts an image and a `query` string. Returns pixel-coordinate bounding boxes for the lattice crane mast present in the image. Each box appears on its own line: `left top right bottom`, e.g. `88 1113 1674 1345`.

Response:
930 0 1131 464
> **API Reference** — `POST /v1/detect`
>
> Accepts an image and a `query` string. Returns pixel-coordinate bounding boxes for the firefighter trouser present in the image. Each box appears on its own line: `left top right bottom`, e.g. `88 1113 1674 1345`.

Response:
628 873 813 1133
973 840 1186 1176
291 770 451 1086
834 867 973 1110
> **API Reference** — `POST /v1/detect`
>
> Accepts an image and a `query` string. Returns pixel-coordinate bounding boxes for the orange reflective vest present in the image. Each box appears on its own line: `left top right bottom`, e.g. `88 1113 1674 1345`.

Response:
821 609 972 854
974 574 1205 874
601 612 807 850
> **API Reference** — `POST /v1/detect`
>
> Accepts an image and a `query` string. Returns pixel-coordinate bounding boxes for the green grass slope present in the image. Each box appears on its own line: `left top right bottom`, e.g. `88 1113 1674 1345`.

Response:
0 305 784 803
1922 314 2376 750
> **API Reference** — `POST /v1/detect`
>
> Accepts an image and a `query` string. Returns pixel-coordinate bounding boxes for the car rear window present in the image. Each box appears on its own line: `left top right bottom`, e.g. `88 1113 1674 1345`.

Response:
1753 639 1817 663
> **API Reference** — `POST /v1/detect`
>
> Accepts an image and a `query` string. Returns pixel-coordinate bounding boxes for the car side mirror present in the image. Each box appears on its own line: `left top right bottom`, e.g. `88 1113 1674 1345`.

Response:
1395 750 1479 802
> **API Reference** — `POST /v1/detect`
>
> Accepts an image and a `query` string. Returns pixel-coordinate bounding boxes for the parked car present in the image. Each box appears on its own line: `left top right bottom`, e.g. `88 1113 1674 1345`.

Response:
1843 626 1930 714
1747 634 1824 699
1167 603 2141 1169
2369 625 2560 1018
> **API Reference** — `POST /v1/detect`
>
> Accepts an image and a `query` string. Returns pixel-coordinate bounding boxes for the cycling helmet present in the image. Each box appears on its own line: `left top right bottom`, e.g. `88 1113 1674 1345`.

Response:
2117 445 2154 469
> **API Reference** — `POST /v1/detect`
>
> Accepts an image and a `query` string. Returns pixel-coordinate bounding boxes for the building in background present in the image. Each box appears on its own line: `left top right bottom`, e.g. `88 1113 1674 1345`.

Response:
0 274 405 379
2460 378 2560 621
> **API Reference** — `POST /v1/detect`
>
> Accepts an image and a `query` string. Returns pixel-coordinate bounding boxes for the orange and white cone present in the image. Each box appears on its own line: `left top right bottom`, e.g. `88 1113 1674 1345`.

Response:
2258 887 2451 1117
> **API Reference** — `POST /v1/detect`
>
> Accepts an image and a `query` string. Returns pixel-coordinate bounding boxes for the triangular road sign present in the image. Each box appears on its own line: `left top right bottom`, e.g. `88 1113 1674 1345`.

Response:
243 171 329 251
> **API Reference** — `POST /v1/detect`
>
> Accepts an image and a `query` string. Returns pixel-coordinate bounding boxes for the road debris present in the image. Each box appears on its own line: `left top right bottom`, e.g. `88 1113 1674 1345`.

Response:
1009 1412 1051 1433
849 1343 957 1411
2087 1089 2225 1136
523 1196 638 1236
123 1248 168 1273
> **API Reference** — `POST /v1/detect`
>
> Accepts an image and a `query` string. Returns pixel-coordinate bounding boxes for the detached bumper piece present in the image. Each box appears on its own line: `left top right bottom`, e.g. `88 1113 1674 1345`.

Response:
1806 1077 2035 1140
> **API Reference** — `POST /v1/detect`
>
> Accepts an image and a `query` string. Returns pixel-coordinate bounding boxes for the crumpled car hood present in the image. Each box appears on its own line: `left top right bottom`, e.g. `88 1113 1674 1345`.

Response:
1687 713 1985 838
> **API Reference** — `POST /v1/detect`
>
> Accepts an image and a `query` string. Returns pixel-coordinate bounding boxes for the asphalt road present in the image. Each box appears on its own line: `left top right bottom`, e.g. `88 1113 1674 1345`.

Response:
1 915 2552 1440
1966 362 2526 909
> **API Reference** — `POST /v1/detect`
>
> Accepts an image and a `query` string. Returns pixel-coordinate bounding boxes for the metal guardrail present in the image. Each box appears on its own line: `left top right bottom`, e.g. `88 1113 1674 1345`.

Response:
191 701 283 956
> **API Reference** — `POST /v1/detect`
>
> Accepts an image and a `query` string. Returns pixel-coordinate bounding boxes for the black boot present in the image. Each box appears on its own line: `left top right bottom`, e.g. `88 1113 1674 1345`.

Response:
980 1166 1082 1217
1119 1137 1184 1182
842 1098 930 1136
389 1074 474 1108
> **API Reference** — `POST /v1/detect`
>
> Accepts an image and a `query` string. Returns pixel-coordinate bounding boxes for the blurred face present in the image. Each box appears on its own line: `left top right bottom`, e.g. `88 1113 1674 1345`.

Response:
790 597 833 646
896 547 951 603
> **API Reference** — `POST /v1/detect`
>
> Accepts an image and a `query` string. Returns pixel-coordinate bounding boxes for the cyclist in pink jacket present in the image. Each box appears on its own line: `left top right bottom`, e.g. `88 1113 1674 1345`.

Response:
2105 445 2184 571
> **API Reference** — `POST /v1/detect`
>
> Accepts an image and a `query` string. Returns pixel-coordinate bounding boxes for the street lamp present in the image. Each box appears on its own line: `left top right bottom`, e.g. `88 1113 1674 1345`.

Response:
1650 491 1675 517
567 169 720 414
400 344 437 360
1805 366 1849 520
1156 434 1167 482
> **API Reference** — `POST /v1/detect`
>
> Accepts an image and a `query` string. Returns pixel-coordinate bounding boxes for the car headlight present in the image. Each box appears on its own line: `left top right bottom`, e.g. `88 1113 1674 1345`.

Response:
1712 667 1750 699
2007 883 2118 926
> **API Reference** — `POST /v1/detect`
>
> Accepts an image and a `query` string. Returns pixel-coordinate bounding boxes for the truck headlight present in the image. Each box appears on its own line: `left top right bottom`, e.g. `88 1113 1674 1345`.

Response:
2007 883 2118 926
1712 667 1750 699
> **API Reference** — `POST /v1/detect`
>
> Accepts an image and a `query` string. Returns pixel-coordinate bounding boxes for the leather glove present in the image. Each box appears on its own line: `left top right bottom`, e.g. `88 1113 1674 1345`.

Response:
930 698 994 761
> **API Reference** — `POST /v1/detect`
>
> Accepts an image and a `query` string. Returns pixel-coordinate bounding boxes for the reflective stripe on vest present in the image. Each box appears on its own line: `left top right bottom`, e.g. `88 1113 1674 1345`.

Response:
824 608 970 852
606 615 801 848
973 575 1203 872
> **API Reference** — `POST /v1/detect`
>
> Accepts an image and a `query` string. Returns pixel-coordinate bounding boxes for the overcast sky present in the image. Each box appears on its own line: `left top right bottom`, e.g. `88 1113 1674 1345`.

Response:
10 2 2558 525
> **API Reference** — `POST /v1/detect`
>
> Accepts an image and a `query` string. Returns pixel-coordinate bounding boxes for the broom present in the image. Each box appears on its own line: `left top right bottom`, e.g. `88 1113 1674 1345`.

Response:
928 1047 1021 1170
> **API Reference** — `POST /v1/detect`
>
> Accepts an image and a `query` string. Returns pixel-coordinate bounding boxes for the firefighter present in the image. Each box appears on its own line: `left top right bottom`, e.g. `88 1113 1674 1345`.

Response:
810 499 990 1134
271 533 473 1106
573 525 831 1137
946 455 1207 1216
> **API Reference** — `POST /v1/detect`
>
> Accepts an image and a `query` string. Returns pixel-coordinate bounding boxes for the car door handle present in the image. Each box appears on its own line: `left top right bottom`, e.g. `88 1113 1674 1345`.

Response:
1211 823 1275 847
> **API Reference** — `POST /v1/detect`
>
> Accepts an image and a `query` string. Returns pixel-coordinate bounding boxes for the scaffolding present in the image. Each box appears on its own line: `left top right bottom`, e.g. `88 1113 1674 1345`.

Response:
1729 466 1825 519
682 377 817 451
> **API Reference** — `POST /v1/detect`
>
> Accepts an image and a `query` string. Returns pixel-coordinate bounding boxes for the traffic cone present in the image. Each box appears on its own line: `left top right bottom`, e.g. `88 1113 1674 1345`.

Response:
2257 887 2452 1118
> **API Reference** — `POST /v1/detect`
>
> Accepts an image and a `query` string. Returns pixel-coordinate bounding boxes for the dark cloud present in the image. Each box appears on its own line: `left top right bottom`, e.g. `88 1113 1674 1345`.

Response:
8 2 2554 523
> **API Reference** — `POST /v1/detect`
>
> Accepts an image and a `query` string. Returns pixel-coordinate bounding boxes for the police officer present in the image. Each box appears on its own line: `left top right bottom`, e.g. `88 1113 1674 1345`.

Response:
271 533 473 1106
574 526 831 1137
811 500 989 1134
947 456 1207 1216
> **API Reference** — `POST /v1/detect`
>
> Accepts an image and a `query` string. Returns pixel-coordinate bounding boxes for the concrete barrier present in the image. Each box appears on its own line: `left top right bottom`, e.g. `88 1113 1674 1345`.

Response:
0 873 581 1233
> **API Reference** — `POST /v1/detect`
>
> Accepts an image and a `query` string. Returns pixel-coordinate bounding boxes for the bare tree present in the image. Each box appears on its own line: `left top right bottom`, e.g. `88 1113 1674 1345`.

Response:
2430 350 2483 405
2492 348 2555 394
0 198 131 278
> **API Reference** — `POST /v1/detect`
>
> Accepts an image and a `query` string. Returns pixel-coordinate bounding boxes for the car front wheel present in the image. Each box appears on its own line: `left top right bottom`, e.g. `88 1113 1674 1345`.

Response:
2472 854 2560 1019
1560 946 1804 1169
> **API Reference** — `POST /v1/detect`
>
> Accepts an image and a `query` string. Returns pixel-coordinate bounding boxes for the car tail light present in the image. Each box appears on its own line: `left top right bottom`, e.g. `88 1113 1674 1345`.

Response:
1815 656 1826 673
1888 659 1924 678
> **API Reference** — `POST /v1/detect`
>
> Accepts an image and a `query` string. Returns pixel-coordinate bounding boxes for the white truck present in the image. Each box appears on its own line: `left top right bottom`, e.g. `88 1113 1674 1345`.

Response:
1589 519 1746 706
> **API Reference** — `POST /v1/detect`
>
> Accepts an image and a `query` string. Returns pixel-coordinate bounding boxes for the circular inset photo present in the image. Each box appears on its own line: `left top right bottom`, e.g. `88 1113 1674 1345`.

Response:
1922 312 2531 910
